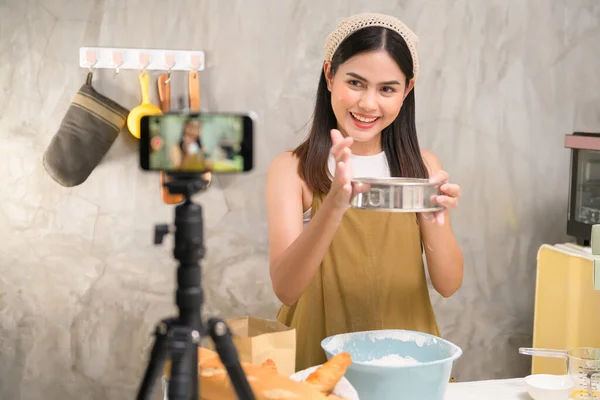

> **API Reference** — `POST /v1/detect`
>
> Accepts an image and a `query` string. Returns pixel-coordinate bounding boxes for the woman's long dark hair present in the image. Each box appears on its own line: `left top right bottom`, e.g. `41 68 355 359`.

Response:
293 26 428 195
180 120 202 155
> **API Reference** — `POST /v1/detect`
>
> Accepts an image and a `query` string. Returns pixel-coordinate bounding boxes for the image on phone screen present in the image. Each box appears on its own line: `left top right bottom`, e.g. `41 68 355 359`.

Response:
142 113 253 173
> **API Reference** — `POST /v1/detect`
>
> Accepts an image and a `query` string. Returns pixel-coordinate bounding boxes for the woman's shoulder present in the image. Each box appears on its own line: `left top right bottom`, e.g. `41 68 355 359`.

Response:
267 151 302 181
267 151 312 204
267 151 304 185
269 150 299 169
420 148 442 174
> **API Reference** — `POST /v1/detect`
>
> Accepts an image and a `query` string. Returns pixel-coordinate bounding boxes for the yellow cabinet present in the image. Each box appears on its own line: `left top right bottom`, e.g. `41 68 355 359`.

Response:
532 244 600 374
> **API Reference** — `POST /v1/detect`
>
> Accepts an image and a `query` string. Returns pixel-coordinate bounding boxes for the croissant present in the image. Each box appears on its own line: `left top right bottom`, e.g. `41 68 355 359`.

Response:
198 349 332 399
165 347 353 399
305 352 352 395
261 358 278 372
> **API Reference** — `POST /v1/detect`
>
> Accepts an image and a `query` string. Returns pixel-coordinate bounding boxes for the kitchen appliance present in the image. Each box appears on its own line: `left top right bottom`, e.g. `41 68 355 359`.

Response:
565 132 600 245
528 223 600 399
350 177 444 212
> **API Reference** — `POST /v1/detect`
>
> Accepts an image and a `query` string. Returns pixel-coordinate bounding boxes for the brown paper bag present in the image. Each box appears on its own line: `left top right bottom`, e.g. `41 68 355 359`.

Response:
205 316 296 376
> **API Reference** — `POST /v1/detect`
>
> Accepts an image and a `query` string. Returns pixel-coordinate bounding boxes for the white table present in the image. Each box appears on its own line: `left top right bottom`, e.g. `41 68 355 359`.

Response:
445 378 531 399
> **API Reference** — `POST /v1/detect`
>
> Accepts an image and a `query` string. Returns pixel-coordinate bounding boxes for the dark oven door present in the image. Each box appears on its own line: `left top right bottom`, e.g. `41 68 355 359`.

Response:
566 133 600 245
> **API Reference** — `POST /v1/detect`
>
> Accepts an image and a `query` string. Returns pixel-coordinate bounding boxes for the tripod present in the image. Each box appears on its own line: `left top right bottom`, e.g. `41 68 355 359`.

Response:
136 173 256 400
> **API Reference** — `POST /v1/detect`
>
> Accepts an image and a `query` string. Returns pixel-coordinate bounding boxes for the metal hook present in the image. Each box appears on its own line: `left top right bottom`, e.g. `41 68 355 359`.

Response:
85 50 97 73
138 52 150 73
163 54 176 84
164 62 175 84
88 60 97 73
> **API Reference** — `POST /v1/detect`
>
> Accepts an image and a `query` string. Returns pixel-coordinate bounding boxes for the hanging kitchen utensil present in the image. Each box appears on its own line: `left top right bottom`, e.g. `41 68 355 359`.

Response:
43 72 129 187
189 70 201 111
157 73 184 205
520 347 600 399
157 73 171 111
127 71 162 139
189 70 212 185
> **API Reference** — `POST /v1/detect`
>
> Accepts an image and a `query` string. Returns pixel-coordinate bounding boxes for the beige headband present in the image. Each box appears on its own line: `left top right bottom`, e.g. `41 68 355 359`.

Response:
324 13 420 81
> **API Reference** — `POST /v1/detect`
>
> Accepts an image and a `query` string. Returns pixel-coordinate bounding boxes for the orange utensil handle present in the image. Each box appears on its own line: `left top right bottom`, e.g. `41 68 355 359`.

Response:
188 71 212 185
158 73 184 205
157 74 171 112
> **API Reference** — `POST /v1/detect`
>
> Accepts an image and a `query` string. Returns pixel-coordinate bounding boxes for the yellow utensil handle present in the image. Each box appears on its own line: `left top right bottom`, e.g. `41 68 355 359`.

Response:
139 71 151 104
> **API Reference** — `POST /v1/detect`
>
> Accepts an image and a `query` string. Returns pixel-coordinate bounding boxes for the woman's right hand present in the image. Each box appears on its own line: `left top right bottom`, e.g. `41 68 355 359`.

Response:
325 129 368 218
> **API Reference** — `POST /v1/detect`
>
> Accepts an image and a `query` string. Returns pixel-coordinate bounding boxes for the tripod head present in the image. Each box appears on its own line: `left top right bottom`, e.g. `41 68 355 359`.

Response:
154 172 209 246
164 172 211 198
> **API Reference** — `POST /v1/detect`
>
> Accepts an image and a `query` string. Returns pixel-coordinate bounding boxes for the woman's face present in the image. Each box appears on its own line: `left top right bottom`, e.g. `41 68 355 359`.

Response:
183 121 201 145
324 50 414 146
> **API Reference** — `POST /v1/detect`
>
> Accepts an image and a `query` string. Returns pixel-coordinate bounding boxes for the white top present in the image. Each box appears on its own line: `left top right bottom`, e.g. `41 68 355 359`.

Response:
302 152 390 224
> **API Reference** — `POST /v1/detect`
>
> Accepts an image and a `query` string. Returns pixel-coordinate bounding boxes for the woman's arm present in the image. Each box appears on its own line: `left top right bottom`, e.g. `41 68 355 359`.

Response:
266 152 345 306
169 145 182 168
419 150 464 298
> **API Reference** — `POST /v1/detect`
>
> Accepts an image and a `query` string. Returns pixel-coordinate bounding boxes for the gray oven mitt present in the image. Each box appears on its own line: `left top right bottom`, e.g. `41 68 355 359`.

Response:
43 72 129 187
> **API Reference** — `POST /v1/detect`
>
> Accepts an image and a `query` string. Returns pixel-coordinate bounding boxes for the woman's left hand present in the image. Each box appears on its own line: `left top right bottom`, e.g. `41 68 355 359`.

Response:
424 170 461 225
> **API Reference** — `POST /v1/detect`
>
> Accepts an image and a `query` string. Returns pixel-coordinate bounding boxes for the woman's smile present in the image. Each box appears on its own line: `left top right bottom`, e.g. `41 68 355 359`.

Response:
349 111 380 129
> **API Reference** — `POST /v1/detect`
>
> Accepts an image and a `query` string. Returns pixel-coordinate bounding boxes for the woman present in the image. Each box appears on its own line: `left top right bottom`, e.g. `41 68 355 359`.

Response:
169 119 212 171
265 13 464 372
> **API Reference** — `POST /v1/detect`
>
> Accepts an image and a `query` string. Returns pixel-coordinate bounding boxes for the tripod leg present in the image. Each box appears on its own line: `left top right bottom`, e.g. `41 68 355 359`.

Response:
207 318 256 400
136 317 177 400
167 324 198 400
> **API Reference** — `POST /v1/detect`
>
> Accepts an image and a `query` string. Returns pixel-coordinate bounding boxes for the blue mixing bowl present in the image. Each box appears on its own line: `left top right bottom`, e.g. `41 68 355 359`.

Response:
321 329 462 400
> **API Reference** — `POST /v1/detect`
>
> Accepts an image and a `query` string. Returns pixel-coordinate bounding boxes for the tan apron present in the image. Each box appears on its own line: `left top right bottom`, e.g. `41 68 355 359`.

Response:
277 192 440 372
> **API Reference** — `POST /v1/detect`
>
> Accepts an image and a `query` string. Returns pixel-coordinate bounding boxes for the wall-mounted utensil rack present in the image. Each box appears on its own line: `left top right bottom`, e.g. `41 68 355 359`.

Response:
79 47 205 73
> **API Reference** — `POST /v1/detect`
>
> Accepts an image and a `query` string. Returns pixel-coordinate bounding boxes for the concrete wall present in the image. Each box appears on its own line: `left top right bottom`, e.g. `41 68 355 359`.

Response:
1 0 599 398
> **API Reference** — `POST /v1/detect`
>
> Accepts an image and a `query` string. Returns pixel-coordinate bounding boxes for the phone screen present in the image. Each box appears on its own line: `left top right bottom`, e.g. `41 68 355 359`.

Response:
140 113 253 173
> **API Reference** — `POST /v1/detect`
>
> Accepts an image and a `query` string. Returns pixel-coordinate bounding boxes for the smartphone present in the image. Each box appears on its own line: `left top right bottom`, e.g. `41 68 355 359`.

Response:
140 112 254 173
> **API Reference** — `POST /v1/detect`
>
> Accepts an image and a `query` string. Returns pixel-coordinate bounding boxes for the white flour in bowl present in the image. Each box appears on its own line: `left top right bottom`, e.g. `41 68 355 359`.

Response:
324 330 437 354
362 354 421 366
367 330 436 347
325 334 352 353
